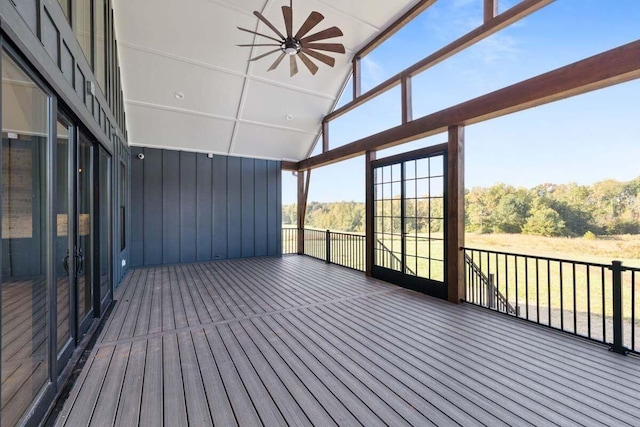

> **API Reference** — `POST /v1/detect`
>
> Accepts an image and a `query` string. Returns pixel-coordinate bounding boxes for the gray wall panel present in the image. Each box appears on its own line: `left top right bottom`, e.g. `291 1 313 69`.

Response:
196 155 213 261
142 148 163 265
241 158 255 258
212 156 228 260
180 152 197 263
61 42 73 84
254 160 268 257
130 147 144 267
162 150 180 264
227 157 242 259
41 9 58 64
131 150 279 267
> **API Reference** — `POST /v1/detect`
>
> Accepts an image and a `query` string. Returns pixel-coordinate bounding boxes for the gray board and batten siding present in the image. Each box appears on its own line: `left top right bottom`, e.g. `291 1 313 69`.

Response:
130 147 282 267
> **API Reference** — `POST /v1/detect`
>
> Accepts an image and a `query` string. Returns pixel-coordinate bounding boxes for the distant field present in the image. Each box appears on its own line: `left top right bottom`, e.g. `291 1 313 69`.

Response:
465 233 640 267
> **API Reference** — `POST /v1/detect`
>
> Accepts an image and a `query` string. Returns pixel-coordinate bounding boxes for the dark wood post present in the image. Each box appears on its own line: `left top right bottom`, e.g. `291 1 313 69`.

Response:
322 121 329 153
353 58 362 99
297 171 310 255
401 76 412 124
484 0 499 23
365 150 376 276
447 125 465 303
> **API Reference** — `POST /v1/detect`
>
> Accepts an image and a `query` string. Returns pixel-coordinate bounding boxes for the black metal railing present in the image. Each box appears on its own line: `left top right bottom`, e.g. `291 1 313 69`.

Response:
464 247 640 355
281 228 367 272
282 227 297 254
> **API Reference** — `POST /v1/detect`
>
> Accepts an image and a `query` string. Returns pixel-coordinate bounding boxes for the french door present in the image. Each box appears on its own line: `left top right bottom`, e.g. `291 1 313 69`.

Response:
370 147 448 299
55 125 99 372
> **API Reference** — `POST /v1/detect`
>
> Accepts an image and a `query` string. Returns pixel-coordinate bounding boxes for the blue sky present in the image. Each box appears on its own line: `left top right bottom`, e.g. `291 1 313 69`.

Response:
283 0 640 204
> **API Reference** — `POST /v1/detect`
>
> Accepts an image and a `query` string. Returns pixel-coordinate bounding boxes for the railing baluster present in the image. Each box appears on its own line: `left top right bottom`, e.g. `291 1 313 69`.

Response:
602 267 606 343
633 272 636 352
525 257 529 320
536 258 540 324
547 260 552 328
572 263 577 335
587 265 591 338
560 262 564 331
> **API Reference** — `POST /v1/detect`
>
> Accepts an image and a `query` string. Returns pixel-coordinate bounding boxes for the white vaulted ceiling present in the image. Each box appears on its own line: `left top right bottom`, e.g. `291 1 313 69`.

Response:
113 0 420 161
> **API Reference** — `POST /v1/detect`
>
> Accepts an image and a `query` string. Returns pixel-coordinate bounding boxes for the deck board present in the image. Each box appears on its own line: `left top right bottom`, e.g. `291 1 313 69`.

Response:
55 256 640 427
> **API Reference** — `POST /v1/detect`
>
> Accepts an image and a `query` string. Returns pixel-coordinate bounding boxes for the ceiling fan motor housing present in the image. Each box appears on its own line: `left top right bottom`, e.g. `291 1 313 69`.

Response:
282 38 302 55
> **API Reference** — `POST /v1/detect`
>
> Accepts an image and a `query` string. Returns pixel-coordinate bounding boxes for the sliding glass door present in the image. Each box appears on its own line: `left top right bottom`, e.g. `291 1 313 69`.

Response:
1 48 52 427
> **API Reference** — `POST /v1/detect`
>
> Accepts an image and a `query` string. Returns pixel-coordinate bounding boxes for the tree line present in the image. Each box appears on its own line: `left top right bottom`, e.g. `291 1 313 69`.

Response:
283 177 640 237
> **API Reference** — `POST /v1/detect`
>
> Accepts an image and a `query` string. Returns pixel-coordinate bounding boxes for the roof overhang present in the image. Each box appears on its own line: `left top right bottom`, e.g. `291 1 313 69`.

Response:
113 0 423 161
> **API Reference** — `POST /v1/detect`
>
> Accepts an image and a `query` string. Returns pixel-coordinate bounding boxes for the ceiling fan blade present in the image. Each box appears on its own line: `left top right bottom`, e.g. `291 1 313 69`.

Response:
268 52 287 71
237 44 281 47
294 11 324 40
290 55 298 77
249 49 281 62
253 11 285 40
300 26 343 44
302 48 335 67
297 51 319 75
237 27 282 43
305 43 345 54
282 6 293 38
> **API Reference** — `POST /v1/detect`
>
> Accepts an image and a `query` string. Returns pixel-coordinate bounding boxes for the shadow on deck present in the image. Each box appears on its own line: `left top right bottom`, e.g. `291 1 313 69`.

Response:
54 256 640 426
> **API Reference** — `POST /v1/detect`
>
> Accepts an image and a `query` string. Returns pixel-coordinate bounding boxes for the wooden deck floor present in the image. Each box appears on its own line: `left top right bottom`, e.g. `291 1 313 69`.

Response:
54 256 640 426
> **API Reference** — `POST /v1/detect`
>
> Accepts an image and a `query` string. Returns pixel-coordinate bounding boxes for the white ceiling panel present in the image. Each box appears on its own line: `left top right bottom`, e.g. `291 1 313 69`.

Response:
119 46 245 119
233 122 315 160
241 79 334 130
114 0 257 72
126 104 235 153
113 0 422 161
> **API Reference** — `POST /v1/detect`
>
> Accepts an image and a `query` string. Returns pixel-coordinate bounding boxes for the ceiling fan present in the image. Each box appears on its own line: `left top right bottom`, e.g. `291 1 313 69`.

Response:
237 0 345 77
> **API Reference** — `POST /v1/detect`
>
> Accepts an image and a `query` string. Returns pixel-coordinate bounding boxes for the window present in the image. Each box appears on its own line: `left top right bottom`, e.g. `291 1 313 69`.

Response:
75 0 92 65
1 48 51 427
95 0 106 91
58 0 71 20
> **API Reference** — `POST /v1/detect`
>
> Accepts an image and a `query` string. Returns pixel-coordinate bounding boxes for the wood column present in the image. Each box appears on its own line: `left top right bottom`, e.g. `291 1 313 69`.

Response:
353 58 362 99
297 170 310 254
447 125 465 303
365 150 376 276
484 0 499 23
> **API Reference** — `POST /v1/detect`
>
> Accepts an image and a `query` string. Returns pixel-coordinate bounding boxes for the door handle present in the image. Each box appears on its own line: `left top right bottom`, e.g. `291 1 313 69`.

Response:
63 252 70 274
75 248 85 276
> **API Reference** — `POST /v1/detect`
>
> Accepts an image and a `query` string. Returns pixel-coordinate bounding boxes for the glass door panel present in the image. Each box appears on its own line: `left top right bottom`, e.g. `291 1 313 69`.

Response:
77 133 93 326
56 119 73 357
1 50 51 427
98 148 111 305
372 151 447 299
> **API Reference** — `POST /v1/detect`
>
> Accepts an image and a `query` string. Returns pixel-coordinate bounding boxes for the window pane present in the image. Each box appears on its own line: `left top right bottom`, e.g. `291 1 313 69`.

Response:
99 149 111 301
56 119 71 354
58 0 70 20
1 50 51 427
75 0 92 64
96 0 106 91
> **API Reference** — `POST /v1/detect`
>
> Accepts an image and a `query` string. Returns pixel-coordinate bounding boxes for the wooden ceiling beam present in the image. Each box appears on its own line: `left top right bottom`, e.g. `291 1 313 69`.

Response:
281 161 299 171
298 39 640 171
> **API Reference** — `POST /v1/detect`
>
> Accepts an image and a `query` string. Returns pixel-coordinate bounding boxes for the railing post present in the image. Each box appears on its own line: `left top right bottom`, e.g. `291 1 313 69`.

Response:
488 274 496 309
611 260 627 355
325 230 331 264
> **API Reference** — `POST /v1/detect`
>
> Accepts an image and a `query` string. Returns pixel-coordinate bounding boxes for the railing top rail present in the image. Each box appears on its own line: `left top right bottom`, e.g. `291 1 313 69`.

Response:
328 230 365 236
462 246 615 269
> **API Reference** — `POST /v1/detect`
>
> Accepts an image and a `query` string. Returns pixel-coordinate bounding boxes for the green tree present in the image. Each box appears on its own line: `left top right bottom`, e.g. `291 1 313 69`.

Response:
522 202 566 237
